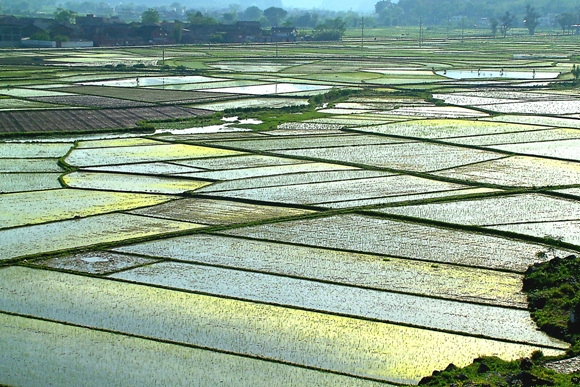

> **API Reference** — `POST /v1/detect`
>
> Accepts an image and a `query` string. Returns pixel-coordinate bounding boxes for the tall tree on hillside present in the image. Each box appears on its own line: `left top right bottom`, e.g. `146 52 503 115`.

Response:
263 7 287 26
142 8 160 24
524 4 540 35
499 11 515 37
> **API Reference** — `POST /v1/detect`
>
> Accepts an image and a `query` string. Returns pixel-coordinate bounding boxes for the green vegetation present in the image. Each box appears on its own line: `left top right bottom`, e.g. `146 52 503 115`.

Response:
150 87 362 131
525 251 580 345
420 252 580 386
417 354 580 386
141 8 160 25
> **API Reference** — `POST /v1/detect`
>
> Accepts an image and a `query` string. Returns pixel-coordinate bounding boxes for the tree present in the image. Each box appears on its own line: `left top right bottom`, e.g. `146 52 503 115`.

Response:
222 11 237 23
54 8 77 24
490 17 498 37
172 21 183 43
241 6 261 21
524 4 540 36
53 34 69 42
30 31 50 40
263 7 287 26
187 11 217 25
556 12 576 34
375 0 390 14
499 11 515 37
142 8 160 24
313 17 346 41
572 64 580 82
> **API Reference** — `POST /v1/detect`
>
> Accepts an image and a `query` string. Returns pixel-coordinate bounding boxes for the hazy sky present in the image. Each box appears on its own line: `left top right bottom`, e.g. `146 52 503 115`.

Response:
281 0 376 11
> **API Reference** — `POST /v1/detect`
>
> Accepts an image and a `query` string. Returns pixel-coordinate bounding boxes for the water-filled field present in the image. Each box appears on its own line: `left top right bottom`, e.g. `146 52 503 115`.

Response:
2 37 580 386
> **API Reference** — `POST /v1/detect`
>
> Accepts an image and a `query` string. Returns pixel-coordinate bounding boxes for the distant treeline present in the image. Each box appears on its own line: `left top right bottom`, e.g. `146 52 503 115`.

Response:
2 0 579 31
373 0 580 27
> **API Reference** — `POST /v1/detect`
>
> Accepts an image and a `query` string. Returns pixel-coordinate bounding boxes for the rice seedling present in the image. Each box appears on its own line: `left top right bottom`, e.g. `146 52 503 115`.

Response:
205 83 333 95
224 213 558 272
0 158 63 173
0 267 563 384
0 189 174 229
85 162 203 175
492 139 580 162
34 251 158 275
209 135 408 151
0 88 73 98
432 94 518 105
357 119 546 139
180 162 357 181
205 174 468 205
129 198 315 225
170 154 307 170
111 261 564 347
197 169 392 193
322 187 501 209
489 221 580 249
0 142 71 158
377 194 580 226
433 156 580 187
150 80 264 91
0 213 202 261
76 138 164 149
1 314 383 386
445 128 580 146
277 142 504 172
63 172 212 194
0 99 64 110
0 173 62 193
115 233 525 307
385 106 489 119
482 101 580 115
79 76 226 88
65 143 244 167
481 115 580 129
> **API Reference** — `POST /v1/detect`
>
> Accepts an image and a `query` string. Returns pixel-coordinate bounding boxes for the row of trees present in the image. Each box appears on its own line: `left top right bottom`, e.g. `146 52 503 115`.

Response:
49 6 349 42
374 0 579 27
489 7 579 37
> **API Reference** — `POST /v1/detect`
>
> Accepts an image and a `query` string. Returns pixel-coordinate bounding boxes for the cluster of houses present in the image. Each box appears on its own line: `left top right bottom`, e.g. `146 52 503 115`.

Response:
0 14 297 48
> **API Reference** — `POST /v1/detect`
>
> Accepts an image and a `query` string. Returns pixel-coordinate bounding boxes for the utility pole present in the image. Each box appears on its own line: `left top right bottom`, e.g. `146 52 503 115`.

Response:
361 17 364 50
274 25 278 58
419 15 423 48
162 31 166 65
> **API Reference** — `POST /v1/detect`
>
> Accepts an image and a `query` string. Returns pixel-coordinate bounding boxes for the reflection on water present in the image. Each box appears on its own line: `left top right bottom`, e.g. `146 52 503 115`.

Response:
436 69 560 80
154 116 260 135
205 83 334 95
79 75 224 87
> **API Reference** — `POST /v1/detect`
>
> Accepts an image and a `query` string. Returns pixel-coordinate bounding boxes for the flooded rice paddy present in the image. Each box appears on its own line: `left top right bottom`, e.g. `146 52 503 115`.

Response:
0 267 564 385
2 41 580 386
436 69 560 80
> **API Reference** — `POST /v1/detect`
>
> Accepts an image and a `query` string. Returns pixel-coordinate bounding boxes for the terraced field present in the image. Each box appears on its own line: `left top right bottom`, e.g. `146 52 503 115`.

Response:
2 35 580 386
